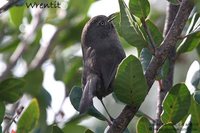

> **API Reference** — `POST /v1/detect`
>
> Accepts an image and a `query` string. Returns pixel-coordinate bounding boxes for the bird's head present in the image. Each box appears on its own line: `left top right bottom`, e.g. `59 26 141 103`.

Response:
81 15 117 45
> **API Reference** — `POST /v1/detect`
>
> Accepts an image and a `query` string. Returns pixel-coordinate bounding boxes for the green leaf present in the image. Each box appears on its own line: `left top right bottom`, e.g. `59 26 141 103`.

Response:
189 13 200 33
62 122 86 133
111 13 134 48
177 13 200 54
17 99 40 133
0 78 25 103
190 97 200 132
158 123 176 133
87 106 107 121
69 87 106 121
0 37 19 53
136 116 153 133
166 0 181 5
129 0 150 19
111 12 121 35
156 59 170 80
143 19 163 46
114 55 148 106
54 54 65 81
0 102 5 123
178 33 200 54
194 91 200 104
140 48 152 72
161 83 191 124
161 59 170 79
9 6 25 27
118 0 147 49
23 69 43 96
69 86 82 111
36 88 52 108
64 57 82 88
62 115 89 133
52 126 64 133
195 0 200 12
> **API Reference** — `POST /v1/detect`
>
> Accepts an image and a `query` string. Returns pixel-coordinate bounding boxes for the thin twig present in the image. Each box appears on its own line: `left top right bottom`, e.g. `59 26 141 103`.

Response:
2 101 19 133
3 115 17 133
3 106 24 133
141 18 156 54
100 99 114 122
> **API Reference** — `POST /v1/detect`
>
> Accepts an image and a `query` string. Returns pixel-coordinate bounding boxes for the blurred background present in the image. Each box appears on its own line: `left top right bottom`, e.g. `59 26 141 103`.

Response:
0 0 199 132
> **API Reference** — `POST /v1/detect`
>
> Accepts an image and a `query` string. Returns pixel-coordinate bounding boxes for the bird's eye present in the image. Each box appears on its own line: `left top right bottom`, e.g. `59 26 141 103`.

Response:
99 21 105 26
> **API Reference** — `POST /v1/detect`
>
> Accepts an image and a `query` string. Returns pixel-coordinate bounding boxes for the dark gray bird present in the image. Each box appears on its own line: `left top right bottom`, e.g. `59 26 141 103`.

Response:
79 15 126 114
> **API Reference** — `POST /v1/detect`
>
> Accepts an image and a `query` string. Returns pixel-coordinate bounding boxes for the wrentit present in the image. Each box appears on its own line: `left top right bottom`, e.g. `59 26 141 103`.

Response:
79 15 126 114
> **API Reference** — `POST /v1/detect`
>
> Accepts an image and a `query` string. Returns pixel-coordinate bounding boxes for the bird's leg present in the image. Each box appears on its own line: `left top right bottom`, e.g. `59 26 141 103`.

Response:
100 99 114 122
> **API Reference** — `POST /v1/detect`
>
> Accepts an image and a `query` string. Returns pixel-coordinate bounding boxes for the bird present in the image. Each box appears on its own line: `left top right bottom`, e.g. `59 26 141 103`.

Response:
79 15 126 116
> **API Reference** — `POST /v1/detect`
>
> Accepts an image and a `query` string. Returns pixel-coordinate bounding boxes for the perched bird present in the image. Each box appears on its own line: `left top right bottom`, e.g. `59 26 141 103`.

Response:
79 15 126 114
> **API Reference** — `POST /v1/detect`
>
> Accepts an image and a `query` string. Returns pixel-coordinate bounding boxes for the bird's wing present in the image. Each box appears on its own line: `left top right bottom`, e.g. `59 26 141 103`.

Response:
100 55 119 90
82 47 96 86
100 46 125 90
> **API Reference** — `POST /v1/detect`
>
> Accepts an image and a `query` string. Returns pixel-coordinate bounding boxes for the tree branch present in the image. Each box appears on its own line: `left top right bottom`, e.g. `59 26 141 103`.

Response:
29 25 66 69
154 3 180 132
0 0 18 14
29 29 59 69
108 0 194 132
0 9 43 81
145 0 193 88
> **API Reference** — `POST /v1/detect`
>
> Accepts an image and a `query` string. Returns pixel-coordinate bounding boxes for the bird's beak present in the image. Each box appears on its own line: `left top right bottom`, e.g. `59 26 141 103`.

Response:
108 13 117 22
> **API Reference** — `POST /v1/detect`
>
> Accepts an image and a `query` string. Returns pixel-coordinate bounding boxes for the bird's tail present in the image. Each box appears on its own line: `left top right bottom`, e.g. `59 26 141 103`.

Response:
79 76 98 114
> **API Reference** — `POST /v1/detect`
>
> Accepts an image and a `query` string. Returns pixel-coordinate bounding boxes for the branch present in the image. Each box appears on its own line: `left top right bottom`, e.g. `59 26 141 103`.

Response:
29 29 58 69
29 26 65 69
3 106 24 133
145 0 193 88
0 0 19 14
0 9 43 81
108 0 194 132
163 4 180 36
154 3 180 132
141 18 156 54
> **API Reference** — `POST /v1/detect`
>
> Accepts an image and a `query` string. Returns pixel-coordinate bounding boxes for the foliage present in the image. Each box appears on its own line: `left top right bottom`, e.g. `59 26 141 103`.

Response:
114 55 148 106
161 84 191 124
136 117 152 133
17 99 40 133
0 0 199 133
